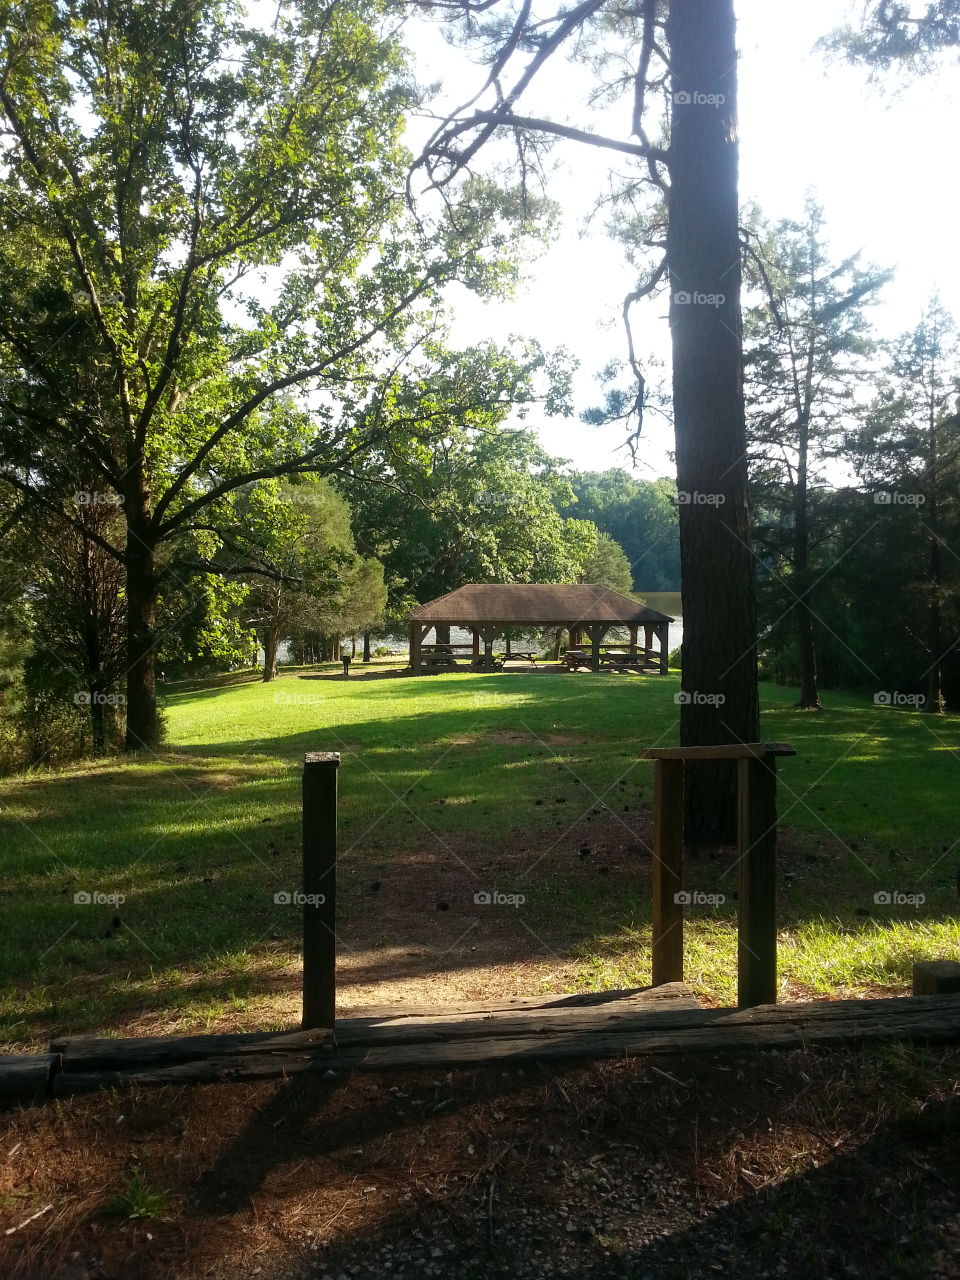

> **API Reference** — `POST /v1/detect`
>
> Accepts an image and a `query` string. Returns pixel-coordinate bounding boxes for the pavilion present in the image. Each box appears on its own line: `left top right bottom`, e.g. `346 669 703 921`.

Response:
407 583 674 674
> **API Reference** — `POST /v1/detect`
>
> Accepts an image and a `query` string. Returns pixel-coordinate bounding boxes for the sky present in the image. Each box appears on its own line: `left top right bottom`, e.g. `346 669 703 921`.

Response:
404 1 960 480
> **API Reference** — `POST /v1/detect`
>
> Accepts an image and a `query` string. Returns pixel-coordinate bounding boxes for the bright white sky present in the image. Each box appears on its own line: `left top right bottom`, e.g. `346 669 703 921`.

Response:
404 1 960 480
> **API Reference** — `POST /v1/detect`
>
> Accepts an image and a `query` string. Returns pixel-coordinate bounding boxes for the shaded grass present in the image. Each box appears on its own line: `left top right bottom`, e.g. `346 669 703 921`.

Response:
1 665 959 1047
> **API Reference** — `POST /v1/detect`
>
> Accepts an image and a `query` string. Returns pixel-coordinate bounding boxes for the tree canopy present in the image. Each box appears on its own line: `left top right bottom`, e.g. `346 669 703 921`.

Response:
0 0 555 747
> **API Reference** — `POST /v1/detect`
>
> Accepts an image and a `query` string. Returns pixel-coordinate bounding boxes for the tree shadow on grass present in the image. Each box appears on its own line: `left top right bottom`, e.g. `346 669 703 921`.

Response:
3 684 960 1047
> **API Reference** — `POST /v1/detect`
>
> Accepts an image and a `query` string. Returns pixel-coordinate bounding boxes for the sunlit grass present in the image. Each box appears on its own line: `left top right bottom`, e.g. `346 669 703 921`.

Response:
1 663 958 1047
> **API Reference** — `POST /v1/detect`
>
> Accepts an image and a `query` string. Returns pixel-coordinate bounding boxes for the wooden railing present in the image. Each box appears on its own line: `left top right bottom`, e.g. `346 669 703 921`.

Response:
642 743 796 1009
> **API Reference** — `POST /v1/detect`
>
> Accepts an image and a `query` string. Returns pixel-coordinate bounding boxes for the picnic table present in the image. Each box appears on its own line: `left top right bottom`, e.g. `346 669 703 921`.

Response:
498 650 540 667
602 650 635 671
422 653 460 670
562 649 592 671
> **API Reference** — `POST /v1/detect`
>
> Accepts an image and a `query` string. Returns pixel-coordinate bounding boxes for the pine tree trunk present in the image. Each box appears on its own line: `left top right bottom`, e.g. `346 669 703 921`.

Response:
667 0 759 845
89 688 106 755
124 537 161 751
363 631 371 663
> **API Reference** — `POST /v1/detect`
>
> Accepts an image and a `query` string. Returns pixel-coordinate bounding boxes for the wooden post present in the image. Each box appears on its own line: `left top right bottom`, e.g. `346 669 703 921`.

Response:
587 623 608 672
628 624 638 662
651 759 684 985
644 743 794 1006
913 961 960 995
481 626 496 669
643 623 653 666
737 755 778 1008
657 622 669 674
472 629 480 662
409 622 421 673
302 752 340 1029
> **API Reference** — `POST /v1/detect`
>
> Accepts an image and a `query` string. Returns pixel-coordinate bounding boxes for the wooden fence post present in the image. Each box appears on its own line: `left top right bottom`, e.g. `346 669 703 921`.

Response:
302 752 340 1029
737 755 778 1009
644 743 794 1006
651 758 685 985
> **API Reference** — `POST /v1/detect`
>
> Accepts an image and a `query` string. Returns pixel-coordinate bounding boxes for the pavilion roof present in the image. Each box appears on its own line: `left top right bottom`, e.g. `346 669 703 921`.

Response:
408 583 674 626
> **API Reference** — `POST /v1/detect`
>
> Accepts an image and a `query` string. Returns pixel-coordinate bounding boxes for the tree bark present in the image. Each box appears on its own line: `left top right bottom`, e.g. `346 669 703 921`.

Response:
262 628 279 682
89 687 106 755
363 631 371 663
124 537 161 751
667 0 759 845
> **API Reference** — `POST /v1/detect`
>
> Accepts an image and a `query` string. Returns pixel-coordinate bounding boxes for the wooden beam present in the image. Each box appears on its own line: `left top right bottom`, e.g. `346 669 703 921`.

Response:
913 961 960 995
408 622 421 673
44 994 960 1093
657 621 669 674
737 755 778 1008
480 625 496 668
0 1054 58 1100
586 623 608 672
643 743 796 761
651 758 684 985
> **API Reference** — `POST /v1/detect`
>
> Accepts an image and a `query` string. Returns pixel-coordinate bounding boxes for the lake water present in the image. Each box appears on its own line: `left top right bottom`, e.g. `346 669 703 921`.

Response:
637 591 683 651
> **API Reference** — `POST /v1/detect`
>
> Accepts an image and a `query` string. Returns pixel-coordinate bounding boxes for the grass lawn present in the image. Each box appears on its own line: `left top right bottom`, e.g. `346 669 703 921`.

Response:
2 662 959 1050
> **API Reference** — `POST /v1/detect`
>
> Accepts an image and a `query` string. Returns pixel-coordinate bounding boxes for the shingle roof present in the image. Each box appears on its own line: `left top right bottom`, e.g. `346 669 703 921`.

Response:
408 584 674 625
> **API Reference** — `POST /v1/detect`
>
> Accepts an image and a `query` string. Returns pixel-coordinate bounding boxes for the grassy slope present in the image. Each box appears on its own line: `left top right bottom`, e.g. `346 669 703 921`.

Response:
1 664 958 1048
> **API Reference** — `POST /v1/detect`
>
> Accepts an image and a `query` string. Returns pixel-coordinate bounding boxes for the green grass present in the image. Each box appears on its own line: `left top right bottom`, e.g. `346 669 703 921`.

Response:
1 661 958 1048
104 1166 173 1221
